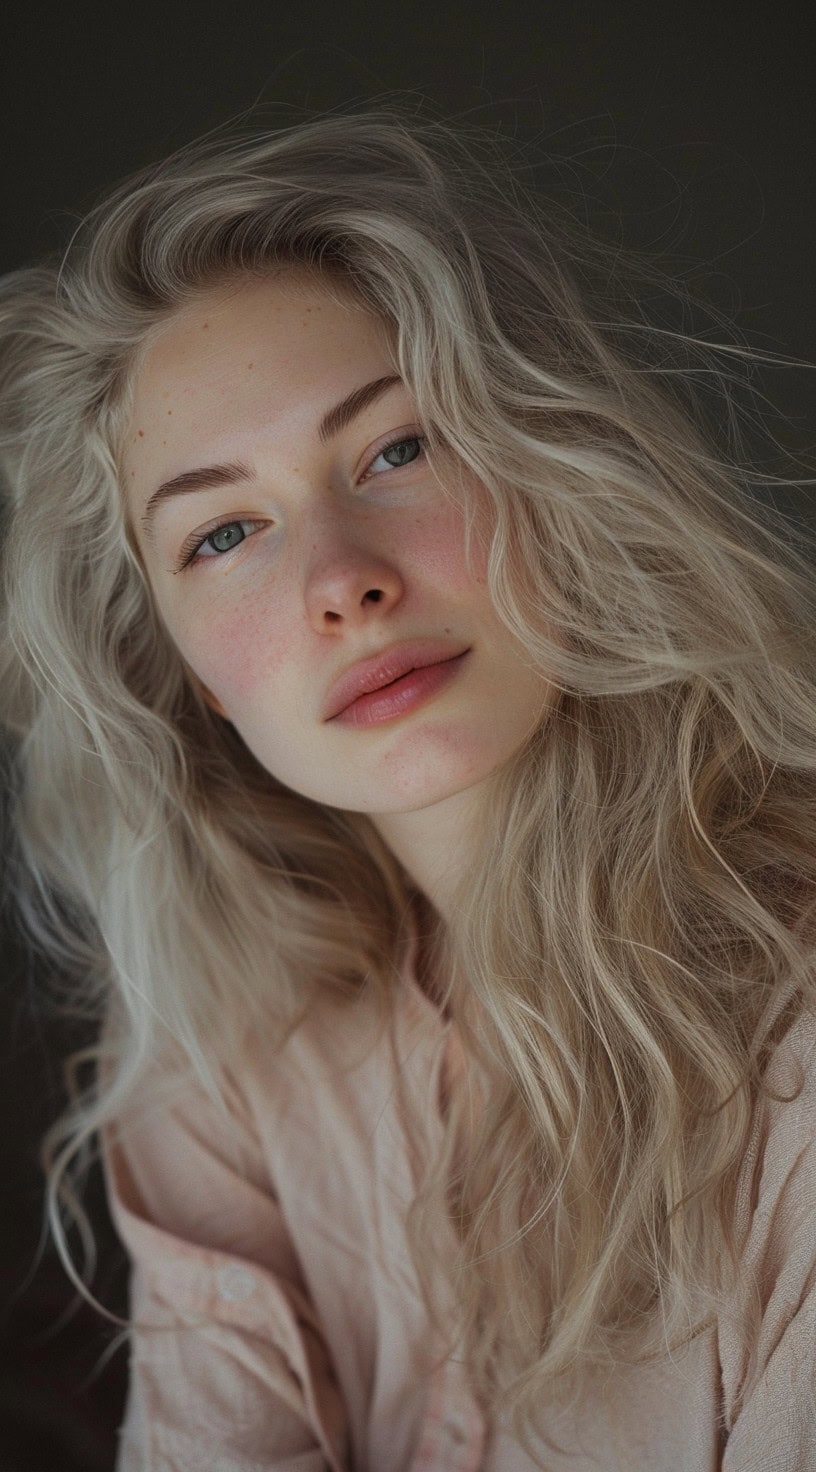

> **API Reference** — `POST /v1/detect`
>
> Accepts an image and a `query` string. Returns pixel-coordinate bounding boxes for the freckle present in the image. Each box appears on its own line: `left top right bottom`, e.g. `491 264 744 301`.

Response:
138 430 144 437
202 322 209 330
167 410 172 416
247 362 254 369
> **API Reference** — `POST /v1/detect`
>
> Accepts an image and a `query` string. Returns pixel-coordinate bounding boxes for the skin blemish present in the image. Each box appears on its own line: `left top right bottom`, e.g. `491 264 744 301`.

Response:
167 410 172 415
138 430 144 437
247 362 254 369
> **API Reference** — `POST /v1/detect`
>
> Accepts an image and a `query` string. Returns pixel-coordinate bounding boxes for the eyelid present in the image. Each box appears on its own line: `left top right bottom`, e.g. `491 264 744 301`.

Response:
173 426 427 572
357 423 424 479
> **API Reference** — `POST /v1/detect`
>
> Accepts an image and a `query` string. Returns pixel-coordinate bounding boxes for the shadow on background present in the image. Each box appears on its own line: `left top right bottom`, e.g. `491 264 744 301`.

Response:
1 751 128 1469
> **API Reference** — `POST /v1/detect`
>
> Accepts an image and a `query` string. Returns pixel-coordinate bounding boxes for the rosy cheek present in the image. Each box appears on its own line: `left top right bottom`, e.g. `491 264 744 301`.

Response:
180 592 291 708
416 503 488 589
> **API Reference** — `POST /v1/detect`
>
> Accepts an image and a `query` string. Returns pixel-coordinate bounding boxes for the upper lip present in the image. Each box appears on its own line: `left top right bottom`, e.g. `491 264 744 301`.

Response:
323 638 470 720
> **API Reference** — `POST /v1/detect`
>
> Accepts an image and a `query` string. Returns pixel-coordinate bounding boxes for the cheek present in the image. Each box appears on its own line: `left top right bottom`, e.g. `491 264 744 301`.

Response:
415 500 489 590
176 590 291 708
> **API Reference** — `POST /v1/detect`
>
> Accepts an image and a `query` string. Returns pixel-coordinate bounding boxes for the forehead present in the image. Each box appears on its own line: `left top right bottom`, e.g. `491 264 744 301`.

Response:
123 269 400 498
131 268 388 397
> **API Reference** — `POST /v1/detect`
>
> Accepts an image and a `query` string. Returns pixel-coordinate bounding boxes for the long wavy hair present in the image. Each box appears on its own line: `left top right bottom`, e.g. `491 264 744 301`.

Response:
2 99 816 1460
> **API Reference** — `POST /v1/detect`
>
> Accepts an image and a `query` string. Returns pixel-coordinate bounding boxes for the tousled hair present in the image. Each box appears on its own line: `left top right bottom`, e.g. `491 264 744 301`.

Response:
2 99 816 1460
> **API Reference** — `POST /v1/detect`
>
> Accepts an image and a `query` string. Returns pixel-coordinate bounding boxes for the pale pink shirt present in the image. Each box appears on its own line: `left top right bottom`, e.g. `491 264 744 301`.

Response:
100 913 816 1471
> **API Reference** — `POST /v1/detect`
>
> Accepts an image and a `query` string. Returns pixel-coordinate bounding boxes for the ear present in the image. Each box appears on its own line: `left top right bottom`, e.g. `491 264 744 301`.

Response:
181 658 229 719
199 682 228 719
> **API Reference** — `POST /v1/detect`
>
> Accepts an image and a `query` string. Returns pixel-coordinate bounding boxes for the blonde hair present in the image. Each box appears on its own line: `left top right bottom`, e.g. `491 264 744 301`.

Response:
2 99 816 1461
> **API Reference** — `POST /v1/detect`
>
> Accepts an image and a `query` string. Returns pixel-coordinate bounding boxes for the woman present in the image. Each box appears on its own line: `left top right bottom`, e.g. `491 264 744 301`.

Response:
1 103 815 1470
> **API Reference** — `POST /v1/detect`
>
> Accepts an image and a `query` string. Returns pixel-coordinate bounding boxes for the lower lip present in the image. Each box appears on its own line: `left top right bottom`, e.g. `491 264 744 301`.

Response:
331 651 471 728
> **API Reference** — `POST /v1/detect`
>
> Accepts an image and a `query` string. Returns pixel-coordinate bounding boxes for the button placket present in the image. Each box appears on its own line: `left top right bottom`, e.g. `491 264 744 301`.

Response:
442 1417 469 1446
410 1343 486 1470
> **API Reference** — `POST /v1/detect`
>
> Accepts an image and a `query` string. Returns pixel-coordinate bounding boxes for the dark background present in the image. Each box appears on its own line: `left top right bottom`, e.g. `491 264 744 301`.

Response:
2 3 813 1467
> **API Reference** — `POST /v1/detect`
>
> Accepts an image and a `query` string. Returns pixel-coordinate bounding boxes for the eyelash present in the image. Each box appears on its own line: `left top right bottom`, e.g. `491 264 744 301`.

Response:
175 432 428 572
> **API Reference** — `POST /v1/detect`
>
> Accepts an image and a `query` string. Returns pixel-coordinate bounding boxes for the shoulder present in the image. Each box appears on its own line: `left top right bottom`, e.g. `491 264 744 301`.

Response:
739 1006 816 1225
717 1006 816 1442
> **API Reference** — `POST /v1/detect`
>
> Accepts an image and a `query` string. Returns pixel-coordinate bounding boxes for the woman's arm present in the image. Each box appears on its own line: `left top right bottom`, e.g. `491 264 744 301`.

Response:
99 1055 350 1472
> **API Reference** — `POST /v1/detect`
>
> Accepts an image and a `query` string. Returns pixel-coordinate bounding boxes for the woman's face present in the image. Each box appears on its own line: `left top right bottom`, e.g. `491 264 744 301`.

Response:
124 270 558 820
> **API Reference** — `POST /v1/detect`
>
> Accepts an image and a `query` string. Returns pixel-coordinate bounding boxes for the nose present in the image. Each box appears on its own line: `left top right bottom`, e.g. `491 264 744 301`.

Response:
304 524 406 629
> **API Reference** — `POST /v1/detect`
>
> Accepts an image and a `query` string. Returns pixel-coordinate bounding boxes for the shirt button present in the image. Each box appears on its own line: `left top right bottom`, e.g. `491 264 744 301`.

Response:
442 1418 468 1446
216 1264 257 1301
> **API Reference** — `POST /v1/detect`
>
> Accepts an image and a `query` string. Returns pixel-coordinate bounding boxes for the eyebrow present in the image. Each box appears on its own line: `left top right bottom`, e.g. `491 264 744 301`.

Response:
138 373 402 545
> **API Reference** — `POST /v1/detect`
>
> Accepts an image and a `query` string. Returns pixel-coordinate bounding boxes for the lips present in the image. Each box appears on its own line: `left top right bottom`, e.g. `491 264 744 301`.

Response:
323 638 471 721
